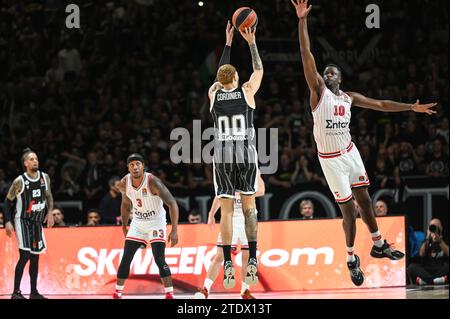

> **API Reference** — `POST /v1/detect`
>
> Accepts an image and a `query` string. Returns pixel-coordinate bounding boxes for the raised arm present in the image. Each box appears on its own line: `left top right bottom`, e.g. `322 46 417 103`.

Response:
151 176 179 247
347 92 437 114
291 0 325 106
240 27 264 95
43 173 55 228
3 177 23 237
217 21 234 70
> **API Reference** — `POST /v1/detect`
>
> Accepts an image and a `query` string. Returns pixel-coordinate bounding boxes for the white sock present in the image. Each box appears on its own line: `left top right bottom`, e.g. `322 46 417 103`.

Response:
164 287 173 294
433 276 447 285
241 281 249 294
115 284 124 296
204 278 214 291
346 247 355 262
371 231 384 247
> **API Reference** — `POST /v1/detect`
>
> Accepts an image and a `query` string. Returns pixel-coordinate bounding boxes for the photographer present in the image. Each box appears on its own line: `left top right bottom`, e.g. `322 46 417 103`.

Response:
407 219 449 285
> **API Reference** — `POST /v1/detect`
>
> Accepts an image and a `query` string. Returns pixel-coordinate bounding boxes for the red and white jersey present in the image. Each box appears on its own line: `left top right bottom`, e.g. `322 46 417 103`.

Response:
312 87 353 157
125 173 166 223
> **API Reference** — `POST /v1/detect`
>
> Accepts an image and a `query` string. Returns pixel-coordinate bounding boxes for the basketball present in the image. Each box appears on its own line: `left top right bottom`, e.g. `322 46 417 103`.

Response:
232 7 258 32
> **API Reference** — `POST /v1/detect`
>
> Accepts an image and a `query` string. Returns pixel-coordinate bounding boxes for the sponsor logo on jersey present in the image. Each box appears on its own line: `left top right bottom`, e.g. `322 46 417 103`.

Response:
26 200 46 214
142 188 148 197
334 192 340 198
325 120 350 129
134 210 156 219
40 177 45 187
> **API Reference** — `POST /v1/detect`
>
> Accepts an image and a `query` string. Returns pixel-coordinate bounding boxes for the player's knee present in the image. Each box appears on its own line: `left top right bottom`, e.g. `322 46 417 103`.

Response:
117 263 131 279
214 252 224 263
154 256 171 277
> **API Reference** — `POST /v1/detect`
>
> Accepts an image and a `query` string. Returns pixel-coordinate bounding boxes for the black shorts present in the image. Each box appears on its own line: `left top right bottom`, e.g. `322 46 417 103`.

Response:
14 218 47 254
213 142 258 198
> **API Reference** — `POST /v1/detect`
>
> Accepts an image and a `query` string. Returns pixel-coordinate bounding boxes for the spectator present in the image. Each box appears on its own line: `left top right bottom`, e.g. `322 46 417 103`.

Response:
407 219 449 285
58 39 82 82
187 163 213 190
426 138 449 177
269 153 294 188
99 176 122 225
374 200 389 217
188 211 202 224
0 211 4 228
57 166 81 199
0 168 10 197
86 209 102 226
80 152 104 208
299 200 314 220
292 155 313 185
52 208 67 227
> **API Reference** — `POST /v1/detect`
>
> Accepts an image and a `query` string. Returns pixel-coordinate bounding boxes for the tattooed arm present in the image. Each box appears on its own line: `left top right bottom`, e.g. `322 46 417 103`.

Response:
151 176 179 247
239 27 264 96
43 173 55 227
3 177 23 237
118 178 132 236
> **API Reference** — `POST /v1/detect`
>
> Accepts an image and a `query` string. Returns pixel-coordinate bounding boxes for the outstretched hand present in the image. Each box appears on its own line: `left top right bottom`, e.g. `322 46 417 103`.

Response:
239 27 256 45
411 100 437 115
291 0 313 19
225 20 234 46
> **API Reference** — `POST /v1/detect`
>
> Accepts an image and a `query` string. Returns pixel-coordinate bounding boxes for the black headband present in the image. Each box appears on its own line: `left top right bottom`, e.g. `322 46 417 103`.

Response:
127 153 144 165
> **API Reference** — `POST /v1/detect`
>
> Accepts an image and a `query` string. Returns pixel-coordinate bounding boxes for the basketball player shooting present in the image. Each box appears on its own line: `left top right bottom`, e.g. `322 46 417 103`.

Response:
113 154 179 299
3 149 54 299
208 21 263 289
291 0 437 286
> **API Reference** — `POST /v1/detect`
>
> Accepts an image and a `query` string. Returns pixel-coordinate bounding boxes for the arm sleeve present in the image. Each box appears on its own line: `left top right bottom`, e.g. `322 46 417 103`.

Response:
217 45 231 70
3 198 15 223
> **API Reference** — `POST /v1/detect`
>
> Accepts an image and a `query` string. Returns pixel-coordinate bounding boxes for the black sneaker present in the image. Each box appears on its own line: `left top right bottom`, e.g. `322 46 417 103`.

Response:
11 290 27 299
29 291 48 299
223 261 235 289
370 240 405 260
245 257 259 286
347 255 364 286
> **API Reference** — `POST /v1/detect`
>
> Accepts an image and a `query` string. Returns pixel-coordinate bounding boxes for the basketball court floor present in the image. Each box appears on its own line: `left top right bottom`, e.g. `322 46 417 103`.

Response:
1 286 448 299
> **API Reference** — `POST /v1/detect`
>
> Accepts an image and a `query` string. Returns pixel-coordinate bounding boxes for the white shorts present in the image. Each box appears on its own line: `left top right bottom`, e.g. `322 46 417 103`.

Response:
217 215 249 249
318 143 370 204
126 218 167 246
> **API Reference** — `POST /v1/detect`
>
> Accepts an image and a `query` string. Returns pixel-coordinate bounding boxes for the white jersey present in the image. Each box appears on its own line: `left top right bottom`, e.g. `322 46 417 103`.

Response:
312 87 353 156
125 172 166 223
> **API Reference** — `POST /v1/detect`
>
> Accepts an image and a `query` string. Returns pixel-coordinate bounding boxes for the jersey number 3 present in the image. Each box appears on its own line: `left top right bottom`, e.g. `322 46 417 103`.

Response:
136 199 142 207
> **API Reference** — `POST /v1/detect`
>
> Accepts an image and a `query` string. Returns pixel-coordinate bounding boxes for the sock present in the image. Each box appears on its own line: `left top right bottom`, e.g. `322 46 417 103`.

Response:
416 277 426 285
371 231 384 248
222 245 232 262
248 242 257 259
164 287 174 294
241 281 249 294
433 276 447 285
346 247 356 263
115 284 124 296
204 278 214 291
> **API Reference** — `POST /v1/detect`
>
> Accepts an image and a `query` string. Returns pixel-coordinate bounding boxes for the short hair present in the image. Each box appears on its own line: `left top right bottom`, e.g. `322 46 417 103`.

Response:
109 176 120 187
87 209 100 216
300 200 314 210
324 63 342 74
217 64 236 85
127 153 144 165
52 206 64 215
21 148 36 169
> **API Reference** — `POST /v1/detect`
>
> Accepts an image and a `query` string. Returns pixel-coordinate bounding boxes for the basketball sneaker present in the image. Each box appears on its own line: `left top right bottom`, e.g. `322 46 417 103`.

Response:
347 254 364 286
223 260 236 289
112 290 122 299
241 289 255 299
29 290 48 299
245 257 258 285
194 287 209 299
370 240 405 260
416 277 426 286
165 292 174 299
11 290 26 299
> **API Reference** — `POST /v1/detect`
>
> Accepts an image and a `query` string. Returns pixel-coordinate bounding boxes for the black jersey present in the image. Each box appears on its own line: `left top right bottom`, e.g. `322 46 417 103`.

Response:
15 171 48 222
210 87 255 143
